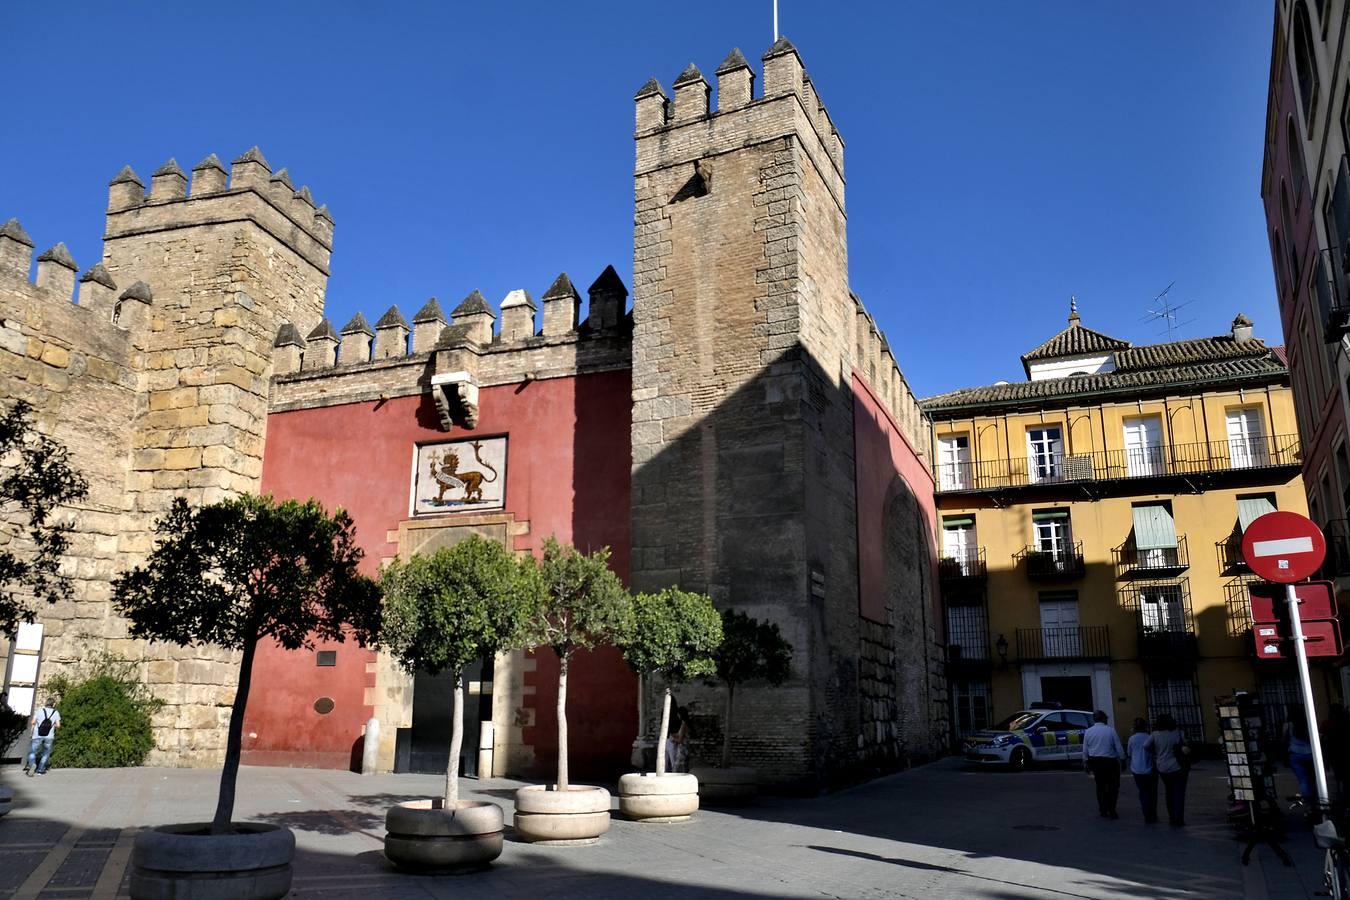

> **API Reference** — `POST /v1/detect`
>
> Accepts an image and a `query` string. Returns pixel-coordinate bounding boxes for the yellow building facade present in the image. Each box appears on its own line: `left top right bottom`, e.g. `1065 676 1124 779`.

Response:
922 310 1333 747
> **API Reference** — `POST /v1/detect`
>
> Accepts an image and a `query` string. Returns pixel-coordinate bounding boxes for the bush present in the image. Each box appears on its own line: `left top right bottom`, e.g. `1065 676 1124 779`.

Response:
45 654 162 769
0 705 25 752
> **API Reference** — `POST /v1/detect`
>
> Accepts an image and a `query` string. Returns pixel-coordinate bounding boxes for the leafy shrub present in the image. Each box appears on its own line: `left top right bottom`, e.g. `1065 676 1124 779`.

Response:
0 705 26 752
45 653 162 769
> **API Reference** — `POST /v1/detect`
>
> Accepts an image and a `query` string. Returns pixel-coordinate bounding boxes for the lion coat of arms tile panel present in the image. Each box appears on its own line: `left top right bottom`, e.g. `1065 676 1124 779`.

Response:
412 437 507 514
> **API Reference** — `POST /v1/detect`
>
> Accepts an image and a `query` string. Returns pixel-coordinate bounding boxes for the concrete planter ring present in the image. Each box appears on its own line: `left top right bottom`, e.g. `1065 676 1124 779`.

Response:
618 772 699 822
691 766 758 805
384 799 504 872
513 784 611 845
129 822 294 900
0 783 12 817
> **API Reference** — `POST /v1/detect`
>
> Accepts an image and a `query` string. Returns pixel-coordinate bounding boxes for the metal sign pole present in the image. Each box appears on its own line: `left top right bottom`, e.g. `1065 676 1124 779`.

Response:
1287 582 1331 808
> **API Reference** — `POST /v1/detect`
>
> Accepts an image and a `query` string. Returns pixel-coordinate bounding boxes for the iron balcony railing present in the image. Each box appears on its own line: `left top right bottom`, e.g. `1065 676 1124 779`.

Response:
1216 533 1250 574
939 547 987 581
1015 625 1110 661
1114 535 1189 577
935 435 1300 494
1018 542 1086 580
1323 154 1350 342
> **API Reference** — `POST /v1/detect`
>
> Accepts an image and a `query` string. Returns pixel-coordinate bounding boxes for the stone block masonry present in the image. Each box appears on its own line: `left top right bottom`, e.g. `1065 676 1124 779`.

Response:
629 41 942 787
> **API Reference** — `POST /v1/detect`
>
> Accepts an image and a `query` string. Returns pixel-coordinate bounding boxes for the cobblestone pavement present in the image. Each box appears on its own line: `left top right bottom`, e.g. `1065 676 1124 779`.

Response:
0 757 1329 898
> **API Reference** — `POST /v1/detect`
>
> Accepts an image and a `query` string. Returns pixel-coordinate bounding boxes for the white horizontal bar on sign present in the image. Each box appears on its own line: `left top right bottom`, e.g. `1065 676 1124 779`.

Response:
1251 537 1315 557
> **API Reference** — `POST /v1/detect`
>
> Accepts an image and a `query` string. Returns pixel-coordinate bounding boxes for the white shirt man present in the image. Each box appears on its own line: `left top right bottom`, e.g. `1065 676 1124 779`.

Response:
25 700 60 776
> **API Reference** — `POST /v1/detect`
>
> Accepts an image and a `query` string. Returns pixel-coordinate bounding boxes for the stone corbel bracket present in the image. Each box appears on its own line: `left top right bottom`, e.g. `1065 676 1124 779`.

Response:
430 371 480 430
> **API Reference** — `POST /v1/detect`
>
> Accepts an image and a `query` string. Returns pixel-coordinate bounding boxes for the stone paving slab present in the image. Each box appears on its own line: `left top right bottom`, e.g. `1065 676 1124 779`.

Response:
0 758 1331 899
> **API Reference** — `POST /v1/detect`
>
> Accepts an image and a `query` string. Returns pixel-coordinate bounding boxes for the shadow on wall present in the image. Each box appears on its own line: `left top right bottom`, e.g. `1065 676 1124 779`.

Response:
629 340 942 790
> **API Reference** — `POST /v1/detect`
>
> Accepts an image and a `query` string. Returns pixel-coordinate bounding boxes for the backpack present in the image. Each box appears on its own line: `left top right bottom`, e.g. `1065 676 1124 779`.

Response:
37 710 53 737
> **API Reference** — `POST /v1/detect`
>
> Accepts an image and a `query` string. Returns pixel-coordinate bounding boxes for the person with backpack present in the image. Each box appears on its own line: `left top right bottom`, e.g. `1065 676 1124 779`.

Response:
24 697 60 776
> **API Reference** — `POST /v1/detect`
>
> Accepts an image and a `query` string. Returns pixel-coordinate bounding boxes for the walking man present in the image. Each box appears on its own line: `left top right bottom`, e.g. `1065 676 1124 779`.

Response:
1084 709 1125 819
24 697 60 776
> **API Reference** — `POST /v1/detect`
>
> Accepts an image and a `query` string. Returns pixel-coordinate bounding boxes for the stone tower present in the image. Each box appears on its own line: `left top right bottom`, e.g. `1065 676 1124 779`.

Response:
99 148 334 763
630 41 941 786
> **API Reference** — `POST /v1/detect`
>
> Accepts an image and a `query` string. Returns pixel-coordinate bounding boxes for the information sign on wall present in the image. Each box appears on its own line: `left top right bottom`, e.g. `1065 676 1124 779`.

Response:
412 437 507 516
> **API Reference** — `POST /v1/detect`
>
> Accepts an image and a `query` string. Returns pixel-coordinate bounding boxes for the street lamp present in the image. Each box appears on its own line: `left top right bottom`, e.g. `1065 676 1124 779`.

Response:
995 634 1008 668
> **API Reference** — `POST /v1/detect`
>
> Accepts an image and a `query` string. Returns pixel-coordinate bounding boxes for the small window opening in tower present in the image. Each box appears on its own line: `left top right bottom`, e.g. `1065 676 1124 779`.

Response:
671 160 712 202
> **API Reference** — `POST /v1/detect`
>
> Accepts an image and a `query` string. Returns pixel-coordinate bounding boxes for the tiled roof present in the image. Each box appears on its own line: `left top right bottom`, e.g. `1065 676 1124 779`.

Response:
1112 335 1268 372
922 354 1287 413
1020 318 1131 366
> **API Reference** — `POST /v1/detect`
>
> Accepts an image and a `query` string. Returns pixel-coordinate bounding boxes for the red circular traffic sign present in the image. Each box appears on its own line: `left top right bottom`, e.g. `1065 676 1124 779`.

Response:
1241 511 1327 583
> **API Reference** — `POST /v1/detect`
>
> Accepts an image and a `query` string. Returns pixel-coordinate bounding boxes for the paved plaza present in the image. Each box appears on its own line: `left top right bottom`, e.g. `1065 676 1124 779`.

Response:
0 758 1333 899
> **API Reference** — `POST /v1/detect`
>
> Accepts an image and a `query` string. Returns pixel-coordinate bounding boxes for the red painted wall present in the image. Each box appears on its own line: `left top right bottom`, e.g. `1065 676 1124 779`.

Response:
242 369 636 773
851 372 940 629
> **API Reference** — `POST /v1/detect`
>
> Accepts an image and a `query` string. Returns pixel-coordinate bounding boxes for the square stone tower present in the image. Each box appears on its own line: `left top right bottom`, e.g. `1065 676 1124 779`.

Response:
630 41 940 786
97 149 334 763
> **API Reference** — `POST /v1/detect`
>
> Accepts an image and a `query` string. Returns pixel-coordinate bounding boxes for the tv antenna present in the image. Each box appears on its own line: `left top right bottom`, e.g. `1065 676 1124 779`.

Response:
1139 281 1196 340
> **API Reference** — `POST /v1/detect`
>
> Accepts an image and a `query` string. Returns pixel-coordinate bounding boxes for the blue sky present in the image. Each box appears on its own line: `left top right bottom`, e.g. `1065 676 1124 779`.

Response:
0 2 1276 397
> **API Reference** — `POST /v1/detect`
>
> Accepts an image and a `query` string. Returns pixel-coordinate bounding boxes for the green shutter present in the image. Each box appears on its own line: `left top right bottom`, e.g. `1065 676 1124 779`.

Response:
1031 510 1069 522
943 516 975 528
1237 496 1277 531
1132 504 1176 550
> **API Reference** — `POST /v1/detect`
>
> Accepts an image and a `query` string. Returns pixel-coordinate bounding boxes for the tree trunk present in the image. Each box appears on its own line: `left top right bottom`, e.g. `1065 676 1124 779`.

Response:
655 685 672 776
556 653 569 792
720 682 735 770
445 672 463 807
212 638 258 834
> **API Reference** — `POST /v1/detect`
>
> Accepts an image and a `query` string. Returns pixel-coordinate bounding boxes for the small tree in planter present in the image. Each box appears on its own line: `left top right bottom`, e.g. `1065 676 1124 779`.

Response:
693 609 792 804
512 537 630 844
111 495 380 900
378 536 537 870
616 588 722 822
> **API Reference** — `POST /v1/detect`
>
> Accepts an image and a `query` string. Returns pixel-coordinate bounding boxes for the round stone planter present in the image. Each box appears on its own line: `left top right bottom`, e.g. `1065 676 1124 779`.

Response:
618 772 699 822
129 822 294 900
513 784 610 845
384 799 503 872
0 783 13 817
690 766 758 805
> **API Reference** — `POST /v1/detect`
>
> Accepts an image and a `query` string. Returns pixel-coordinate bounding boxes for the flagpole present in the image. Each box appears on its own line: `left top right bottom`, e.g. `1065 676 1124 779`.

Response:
773 0 779 40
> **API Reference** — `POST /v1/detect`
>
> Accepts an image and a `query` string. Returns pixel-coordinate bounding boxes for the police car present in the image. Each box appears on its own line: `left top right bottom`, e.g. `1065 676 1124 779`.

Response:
963 705 1095 771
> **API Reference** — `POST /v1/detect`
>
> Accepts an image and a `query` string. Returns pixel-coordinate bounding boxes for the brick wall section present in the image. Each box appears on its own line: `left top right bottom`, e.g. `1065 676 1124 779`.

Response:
0 260 137 697
630 43 941 787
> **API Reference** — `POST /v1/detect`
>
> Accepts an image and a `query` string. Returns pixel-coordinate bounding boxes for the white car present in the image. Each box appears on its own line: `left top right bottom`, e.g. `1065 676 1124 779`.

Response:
963 708 1095 771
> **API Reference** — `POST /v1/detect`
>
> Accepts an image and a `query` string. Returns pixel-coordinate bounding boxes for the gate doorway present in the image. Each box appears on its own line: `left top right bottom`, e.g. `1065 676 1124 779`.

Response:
1040 675 1093 712
395 655 493 776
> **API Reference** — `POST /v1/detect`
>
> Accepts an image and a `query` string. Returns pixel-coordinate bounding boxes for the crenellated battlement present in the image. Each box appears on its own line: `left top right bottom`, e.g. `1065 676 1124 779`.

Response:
634 38 845 192
103 147 333 276
269 266 632 415
0 217 158 332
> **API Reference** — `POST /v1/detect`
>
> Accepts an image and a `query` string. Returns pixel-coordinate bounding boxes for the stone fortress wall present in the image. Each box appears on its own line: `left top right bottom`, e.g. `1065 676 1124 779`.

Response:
0 39 943 781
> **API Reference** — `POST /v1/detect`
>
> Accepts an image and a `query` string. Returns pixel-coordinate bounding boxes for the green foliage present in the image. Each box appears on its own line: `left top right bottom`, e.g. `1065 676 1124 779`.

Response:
380 535 537 676
0 705 25 751
44 651 163 768
712 609 793 687
111 495 382 652
621 588 723 683
0 400 89 635
522 537 630 660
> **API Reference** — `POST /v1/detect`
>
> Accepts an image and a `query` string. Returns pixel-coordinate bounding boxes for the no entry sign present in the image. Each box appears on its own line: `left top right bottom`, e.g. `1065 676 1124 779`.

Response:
1241 512 1327 583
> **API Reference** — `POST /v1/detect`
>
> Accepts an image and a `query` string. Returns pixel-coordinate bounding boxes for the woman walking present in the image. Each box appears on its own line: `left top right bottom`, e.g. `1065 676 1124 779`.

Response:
1127 718 1158 823
1284 707 1316 802
1152 713 1190 826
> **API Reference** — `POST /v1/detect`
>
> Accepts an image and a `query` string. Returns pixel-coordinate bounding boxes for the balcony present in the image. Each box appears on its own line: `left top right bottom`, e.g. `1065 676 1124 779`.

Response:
939 547 987 583
1120 580 1199 668
1216 532 1250 575
1015 625 1110 661
945 604 990 671
1322 155 1350 342
934 435 1301 496
1114 535 1189 578
1018 543 1086 580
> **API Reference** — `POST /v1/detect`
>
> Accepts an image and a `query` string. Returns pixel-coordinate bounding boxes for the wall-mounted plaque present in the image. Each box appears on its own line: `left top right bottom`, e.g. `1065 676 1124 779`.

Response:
413 437 507 515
